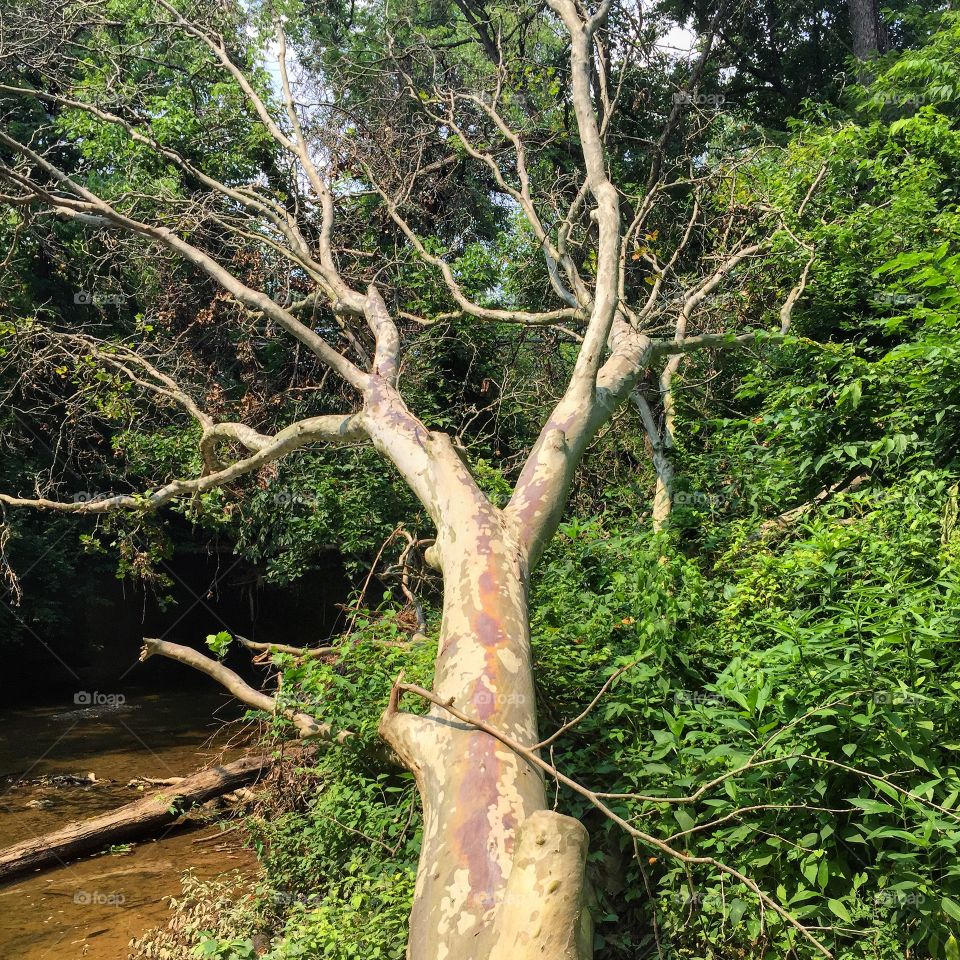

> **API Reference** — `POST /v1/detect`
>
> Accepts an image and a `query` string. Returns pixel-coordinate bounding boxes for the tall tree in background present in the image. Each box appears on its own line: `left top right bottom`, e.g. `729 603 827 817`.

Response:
848 0 888 60
657 0 940 125
0 0 815 956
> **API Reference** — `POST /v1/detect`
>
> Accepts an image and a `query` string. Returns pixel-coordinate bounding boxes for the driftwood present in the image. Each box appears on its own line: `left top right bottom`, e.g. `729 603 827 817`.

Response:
126 776 185 788
0 752 271 882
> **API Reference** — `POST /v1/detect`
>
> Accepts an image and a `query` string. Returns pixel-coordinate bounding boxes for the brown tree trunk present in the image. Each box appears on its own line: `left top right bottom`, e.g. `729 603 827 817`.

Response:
0 753 269 882
848 0 887 60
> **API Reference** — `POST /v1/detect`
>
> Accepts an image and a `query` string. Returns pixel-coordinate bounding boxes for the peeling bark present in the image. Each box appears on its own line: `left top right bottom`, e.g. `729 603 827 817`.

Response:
367 386 593 956
380 488 587 960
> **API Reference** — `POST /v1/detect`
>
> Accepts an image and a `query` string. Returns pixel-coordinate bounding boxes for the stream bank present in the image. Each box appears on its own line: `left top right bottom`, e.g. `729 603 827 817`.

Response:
0 689 258 960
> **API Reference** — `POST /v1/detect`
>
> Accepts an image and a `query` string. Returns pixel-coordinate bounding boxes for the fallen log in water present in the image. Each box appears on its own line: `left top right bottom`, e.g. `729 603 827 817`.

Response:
0 752 271 882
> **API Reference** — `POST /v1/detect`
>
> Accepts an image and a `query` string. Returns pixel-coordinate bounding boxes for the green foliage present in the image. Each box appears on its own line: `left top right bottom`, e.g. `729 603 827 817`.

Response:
130 872 262 960
221 450 417 583
192 935 257 960
205 631 233 659
529 28 960 954
230 608 434 956
262 870 414 960
528 484 960 959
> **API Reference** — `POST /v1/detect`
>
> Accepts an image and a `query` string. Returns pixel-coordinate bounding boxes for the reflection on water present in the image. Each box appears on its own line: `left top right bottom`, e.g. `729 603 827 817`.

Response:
0 689 258 960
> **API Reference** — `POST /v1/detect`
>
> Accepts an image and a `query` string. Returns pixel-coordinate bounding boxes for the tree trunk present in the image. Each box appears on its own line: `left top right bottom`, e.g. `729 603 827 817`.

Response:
380 482 591 960
848 0 886 60
0 752 270 882
632 391 674 531
653 357 681 530
652 471 673 530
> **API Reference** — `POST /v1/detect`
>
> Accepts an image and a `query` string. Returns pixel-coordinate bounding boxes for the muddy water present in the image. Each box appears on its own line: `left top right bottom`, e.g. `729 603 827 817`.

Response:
0 690 259 960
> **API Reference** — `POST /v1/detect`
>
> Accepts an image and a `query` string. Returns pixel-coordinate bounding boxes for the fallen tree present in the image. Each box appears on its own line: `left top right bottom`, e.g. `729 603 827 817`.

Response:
0 752 270 882
140 637 348 741
0 0 823 954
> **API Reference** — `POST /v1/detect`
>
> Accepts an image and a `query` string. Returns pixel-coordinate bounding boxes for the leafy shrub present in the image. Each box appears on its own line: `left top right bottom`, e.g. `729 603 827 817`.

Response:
129 872 261 960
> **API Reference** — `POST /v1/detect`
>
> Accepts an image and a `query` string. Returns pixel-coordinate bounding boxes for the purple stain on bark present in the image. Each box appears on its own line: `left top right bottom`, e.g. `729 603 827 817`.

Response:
452 733 506 911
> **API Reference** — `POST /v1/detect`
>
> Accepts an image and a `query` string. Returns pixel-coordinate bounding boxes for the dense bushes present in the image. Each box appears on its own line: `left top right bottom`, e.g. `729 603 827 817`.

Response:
531 482 960 959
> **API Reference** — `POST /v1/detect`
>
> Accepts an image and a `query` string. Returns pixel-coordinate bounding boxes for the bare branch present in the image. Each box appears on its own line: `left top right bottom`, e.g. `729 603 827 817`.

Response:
236 635 337 659
546 0 620 390
0 414 367 513
141 637 343 740
0 129 369 388
372 180 582 326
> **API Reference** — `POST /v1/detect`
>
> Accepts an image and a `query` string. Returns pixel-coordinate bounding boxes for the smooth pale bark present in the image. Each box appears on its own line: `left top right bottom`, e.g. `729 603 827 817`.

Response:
141 637 337 740
488 811 591 960
379 464 591 960
652 355 682 530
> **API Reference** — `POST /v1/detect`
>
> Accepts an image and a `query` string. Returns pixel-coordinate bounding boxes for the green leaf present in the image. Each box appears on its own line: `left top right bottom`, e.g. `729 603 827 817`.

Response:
827 899 851 922
943 897 960 923
673 809 696 833
727 899 747 926
848 798 896 815
205 631 233 659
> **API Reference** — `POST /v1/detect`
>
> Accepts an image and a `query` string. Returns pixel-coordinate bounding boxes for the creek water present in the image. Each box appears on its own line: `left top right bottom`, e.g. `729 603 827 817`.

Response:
0 689 258 960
